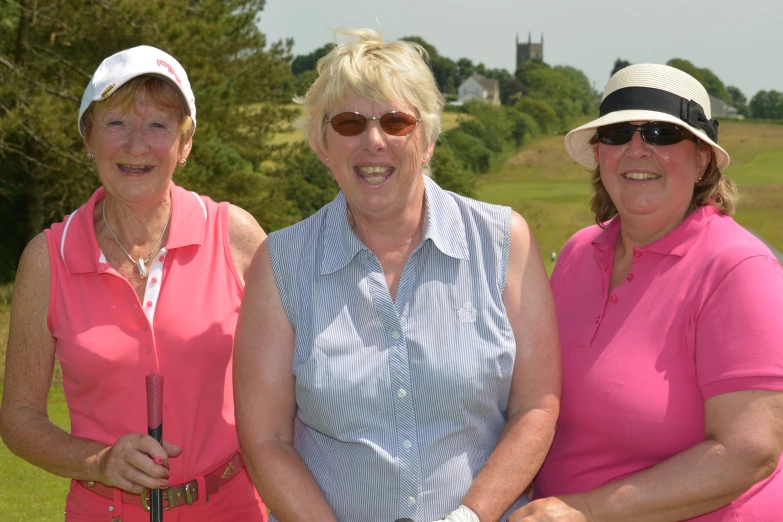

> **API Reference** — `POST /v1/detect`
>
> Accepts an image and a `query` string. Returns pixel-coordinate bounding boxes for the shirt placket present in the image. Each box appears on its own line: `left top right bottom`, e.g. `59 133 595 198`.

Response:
362 250 422 520
101 247 168 373
590 247 645 346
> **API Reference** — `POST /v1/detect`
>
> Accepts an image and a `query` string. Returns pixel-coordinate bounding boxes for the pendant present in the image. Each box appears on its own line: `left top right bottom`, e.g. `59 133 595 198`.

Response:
136 258 147 279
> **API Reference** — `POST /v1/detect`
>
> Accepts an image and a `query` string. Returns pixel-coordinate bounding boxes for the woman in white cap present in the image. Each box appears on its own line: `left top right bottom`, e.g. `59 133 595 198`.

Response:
0 46 268 521
510 64 783 521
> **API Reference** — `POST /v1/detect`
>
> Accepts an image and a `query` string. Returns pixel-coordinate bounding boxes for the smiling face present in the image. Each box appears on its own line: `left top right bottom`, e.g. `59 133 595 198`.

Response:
316 90 434 222
593 121 710 229
84 88 192 206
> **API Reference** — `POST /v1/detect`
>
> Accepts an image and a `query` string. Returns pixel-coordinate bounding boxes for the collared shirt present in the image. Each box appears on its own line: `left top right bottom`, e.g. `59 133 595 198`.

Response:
536 205 783 520
45 183 265 520
268 176 526 522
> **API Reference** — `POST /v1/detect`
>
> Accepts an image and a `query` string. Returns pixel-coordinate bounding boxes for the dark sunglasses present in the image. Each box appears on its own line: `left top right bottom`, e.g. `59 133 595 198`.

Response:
596 121 697 146
325 111 420 137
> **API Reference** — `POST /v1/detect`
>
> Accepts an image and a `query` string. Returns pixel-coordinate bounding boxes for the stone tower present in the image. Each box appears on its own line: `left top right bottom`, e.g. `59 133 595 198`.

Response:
516 32 543 69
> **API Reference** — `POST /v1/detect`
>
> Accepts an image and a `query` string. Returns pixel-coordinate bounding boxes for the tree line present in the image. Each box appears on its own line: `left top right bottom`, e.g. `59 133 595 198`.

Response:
611 58 779 119
2 2 772 283
0 2 598 282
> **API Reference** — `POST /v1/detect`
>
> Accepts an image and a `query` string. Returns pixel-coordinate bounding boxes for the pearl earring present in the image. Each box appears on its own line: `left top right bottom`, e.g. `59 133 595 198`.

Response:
87 152 95 160
178 159 187 167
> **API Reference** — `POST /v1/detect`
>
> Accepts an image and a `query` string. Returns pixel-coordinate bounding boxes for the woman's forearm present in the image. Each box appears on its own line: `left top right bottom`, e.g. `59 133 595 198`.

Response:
244 439 338 522
584 438 775 522
463 407 558 521
0 405 107 481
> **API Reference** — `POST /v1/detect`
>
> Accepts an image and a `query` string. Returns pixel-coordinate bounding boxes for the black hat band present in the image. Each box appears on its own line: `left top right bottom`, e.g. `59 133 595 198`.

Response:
600 86 719 142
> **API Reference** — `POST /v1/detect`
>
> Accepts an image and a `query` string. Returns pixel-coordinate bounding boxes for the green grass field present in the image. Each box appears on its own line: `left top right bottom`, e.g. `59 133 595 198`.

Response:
475 120 783 273
0 119 781 520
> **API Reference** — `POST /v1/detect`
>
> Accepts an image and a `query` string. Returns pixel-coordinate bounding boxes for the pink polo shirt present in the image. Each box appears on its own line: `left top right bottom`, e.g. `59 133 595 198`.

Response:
45 183 266 521
536 205 783 521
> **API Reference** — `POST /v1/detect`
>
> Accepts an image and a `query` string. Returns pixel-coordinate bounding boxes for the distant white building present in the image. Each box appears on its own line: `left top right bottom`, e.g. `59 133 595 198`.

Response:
457 73 500 106
709 95 739 119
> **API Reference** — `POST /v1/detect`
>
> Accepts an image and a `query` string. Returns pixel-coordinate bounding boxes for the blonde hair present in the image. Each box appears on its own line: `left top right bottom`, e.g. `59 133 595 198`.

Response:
589 137 738 226
82 75 194 144
295 28 444 176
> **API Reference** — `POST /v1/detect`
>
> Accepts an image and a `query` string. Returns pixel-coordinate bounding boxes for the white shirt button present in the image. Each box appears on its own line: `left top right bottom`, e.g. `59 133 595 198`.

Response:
391 331 401 340
403 440 412 449
397 388 407 399
408 496 416 505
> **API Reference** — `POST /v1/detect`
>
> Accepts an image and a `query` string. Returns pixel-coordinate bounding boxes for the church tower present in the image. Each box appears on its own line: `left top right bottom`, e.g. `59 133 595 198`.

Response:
516 32 544 69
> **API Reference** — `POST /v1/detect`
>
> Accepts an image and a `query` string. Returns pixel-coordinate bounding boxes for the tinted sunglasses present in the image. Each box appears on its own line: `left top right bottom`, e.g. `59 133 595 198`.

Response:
326 111 420 137
596 121 697 146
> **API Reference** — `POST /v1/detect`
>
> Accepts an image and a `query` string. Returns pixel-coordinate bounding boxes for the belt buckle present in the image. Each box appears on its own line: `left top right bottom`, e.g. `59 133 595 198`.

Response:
183 483 196 505
142 488 191 511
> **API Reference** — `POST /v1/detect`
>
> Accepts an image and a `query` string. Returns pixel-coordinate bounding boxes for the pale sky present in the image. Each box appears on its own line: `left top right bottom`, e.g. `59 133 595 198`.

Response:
259 0 782 102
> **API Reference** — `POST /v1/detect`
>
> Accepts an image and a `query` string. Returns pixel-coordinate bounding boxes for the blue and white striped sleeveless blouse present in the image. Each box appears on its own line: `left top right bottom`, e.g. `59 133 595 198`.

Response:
268 176 527 522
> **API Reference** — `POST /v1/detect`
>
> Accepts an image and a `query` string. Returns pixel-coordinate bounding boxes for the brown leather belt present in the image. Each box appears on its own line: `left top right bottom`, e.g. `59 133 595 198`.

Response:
77 451 245 511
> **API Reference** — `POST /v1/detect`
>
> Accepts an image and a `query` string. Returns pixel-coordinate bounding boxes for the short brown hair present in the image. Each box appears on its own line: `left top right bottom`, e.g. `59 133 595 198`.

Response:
82 75 194 144
589 137 738 226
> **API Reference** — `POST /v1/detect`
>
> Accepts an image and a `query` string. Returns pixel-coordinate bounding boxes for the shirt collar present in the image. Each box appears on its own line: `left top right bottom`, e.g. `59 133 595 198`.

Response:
320 176 470 276
591 205 718 257
61 182 207 274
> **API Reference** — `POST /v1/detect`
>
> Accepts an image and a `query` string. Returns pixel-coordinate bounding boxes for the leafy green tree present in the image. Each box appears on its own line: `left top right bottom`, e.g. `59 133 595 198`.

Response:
514 98 558 134
515 61 591 130
430 144 475 197
440 129 492 174
266 142 338 225
399 36 458 94
667 59 732 104
504 108 540 147
749 90 783 119
0 0 296 281
727 86 749 116
555 65 596 114
456 57 476 87
611 59 632 77
484 68 513 84
291 43 335 76
500 79 524 105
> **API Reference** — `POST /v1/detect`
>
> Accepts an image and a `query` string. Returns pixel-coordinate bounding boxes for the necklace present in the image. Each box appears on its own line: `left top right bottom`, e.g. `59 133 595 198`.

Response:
102 199 171 279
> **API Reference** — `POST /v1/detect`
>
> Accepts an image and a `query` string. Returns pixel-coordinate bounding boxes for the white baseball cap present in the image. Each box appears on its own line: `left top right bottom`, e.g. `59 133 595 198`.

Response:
78 45 196 136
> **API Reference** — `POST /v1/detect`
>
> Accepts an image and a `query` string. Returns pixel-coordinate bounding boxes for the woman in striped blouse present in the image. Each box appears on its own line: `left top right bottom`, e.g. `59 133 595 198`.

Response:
234 28 561 522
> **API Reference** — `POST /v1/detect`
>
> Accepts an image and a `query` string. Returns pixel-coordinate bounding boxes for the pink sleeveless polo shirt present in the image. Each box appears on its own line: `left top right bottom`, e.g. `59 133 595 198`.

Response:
45 183 266 521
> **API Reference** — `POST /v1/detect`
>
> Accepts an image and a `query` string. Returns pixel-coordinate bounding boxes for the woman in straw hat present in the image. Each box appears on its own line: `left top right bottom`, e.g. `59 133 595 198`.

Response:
510 64 783 521
0 46 268 521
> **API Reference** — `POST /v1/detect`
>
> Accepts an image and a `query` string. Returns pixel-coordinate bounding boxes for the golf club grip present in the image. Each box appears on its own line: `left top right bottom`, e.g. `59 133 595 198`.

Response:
146 373 164 521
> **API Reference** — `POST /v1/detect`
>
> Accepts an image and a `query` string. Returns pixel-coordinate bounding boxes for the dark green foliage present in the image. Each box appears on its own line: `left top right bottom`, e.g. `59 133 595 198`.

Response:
504 108 540 147
440 129 492 174
514 98 558 135
500 79 524 105
400 36 459 94
1 15 602 281
266 142 339 227
610 59 632 77
515 61 593 131
430 145 475 197
667 59 732 104
749 90 783 119
0 0 297 281
727 86 749 116
291 43 335 76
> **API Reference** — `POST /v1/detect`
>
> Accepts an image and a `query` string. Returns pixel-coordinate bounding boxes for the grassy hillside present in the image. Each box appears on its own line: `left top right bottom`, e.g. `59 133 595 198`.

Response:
476 120 783 273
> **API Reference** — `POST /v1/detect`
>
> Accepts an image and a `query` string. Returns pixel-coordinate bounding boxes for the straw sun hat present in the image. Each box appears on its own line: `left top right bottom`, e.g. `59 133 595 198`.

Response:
564 63 730 171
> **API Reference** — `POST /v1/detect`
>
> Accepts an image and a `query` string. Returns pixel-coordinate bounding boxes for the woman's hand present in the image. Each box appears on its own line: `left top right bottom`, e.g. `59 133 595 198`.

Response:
509 495 595 522
94 433 181 493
